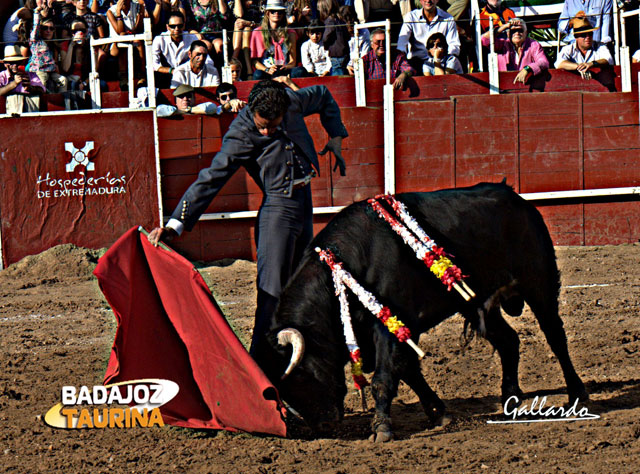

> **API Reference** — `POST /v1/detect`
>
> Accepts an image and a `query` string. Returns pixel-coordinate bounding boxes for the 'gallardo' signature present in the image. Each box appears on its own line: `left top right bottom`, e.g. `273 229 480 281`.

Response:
487 396 600 424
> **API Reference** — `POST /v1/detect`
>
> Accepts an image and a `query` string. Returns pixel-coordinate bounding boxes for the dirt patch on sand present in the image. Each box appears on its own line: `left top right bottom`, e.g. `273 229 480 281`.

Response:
1 244 639 473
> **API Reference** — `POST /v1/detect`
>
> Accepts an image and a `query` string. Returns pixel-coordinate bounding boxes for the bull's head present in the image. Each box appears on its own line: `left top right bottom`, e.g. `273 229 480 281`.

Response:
253 261 349 434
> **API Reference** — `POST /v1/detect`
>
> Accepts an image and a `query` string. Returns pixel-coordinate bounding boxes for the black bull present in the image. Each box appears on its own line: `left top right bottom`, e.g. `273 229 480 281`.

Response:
253 182 588 440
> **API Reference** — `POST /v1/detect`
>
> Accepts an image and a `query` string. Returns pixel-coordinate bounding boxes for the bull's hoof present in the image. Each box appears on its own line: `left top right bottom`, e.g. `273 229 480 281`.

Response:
369 430 394 443
431 414 452 431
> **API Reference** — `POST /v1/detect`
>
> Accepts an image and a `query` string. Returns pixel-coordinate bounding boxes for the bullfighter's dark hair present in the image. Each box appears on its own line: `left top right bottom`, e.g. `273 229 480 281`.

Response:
248 80 291 120
426 32 448 55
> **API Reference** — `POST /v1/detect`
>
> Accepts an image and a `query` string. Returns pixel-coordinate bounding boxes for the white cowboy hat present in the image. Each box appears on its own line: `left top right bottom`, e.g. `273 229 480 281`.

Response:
3 45 28 62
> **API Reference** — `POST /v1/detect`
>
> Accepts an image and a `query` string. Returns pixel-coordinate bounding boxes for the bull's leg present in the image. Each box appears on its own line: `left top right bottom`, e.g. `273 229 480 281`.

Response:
368 326 402 443
480 307 524 405
400 356 447 427
528 301 588 403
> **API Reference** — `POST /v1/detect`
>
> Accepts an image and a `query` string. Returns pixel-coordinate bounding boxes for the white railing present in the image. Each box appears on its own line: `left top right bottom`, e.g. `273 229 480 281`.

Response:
90 17 156 109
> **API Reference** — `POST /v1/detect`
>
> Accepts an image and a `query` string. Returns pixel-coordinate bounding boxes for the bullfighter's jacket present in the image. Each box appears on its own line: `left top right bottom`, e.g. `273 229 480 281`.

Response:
171 85 348 232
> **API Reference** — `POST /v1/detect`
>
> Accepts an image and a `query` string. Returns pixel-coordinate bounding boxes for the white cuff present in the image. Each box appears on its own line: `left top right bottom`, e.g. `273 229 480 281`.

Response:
166 218 184 236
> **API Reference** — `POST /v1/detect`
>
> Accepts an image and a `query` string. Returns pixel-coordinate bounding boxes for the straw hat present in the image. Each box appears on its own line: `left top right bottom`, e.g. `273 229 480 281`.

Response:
3 45 28 62
265 0 286 11
569 11 599 34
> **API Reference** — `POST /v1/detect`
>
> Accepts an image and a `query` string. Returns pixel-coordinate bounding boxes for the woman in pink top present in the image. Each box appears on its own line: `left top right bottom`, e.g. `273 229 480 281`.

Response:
481 18 549 84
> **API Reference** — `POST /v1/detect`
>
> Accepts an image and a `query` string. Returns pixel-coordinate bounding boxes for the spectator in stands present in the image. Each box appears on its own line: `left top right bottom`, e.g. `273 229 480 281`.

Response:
423 31 463 75
4 1 36 49
152 11 211 88
90 0 114 16
355 0 412 36
558 0 612 45
186 0 229 56
360 28 414 88
301 20 331 76
250 0 306 80
0 45 46 114
148 0 188 34
63 0 107 72
230 0 263 77
157 82 245 116
341 5 370 76
106 0 148 87
60 17 95 90
480 0 516 37
318 0 350 75
171 39 221 86
396 0 461 73
481 18 548 84
30 2 68 93
229 57 243 81
63 0 106 39
633 49 640 63
215 81 245 110
555 12 612 80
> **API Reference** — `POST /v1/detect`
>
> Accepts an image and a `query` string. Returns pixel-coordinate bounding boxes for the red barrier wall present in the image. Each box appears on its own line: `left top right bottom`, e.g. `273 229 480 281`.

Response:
159 89 640 261
0 111 160 267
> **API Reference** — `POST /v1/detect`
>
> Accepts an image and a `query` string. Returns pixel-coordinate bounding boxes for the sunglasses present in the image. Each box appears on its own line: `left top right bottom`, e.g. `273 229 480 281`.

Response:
510 28 524 34
371 40 385 45
42 25 56 32
72 28 87 33
218 93 235 100
574 32 593 38
268 10 284 14
168 23 184 29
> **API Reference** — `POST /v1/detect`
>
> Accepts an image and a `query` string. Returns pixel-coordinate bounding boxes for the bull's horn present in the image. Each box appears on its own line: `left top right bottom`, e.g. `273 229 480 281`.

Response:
277 328 305 380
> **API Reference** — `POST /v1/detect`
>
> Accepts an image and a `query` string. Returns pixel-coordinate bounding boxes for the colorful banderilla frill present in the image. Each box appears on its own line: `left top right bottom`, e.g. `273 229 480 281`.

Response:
316 247 425 390
368 195 476 301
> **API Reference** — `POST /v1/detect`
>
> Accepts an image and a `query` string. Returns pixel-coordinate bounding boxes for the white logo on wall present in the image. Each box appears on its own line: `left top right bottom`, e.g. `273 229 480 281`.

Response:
65 141 95 172
36 141 127 199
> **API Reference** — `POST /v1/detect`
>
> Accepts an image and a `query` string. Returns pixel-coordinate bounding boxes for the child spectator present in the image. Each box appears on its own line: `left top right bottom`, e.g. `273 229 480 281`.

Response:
301 20 331 76
340 5 369 76
317 0 349 75
229 56 243 81
250 0 306 79
106 0 148 88
216 81 245 110
30 2 68 92
63 0 107 74
423 32 463 75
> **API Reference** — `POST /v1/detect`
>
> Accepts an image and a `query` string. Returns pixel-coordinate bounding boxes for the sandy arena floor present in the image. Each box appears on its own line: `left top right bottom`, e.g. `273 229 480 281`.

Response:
0 243 639 473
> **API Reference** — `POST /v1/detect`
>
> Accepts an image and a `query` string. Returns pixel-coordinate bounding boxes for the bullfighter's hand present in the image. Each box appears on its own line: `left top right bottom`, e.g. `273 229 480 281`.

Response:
319 136 346 176
148 227 177 247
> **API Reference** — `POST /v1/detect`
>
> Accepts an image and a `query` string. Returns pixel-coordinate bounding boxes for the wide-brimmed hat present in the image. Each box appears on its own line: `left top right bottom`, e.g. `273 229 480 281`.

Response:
173 84 195 97
265 0 286 11
3 45 28 62
569 11 599 34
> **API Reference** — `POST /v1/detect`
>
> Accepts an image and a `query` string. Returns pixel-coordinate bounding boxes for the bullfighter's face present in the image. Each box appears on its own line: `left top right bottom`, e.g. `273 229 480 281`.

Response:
253 112 283 136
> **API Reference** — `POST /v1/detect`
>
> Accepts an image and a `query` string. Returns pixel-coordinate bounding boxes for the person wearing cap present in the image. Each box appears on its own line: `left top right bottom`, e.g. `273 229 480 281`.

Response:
558 0 612 45
171 39 221 88
481 18 549 85
157 83 245 117
0 45 46 114
555 12 612 80
148 80 348 354
250 0 306 80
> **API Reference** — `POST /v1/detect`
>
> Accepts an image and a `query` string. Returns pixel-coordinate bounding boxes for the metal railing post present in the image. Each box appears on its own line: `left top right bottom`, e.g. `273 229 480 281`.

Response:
488 18 499 94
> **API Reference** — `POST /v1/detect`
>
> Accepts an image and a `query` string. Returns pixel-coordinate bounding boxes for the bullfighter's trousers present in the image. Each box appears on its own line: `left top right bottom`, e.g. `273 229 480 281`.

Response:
249 185 313 354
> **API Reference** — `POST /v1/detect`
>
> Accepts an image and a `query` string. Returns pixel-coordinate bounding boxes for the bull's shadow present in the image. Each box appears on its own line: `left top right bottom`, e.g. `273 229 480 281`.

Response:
288 378 640 441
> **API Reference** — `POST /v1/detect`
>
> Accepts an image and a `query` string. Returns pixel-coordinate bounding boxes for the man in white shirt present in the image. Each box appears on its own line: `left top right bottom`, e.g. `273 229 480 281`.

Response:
153 11 212 88
555 13 612 80
396 0 461 73
171 40 220 88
